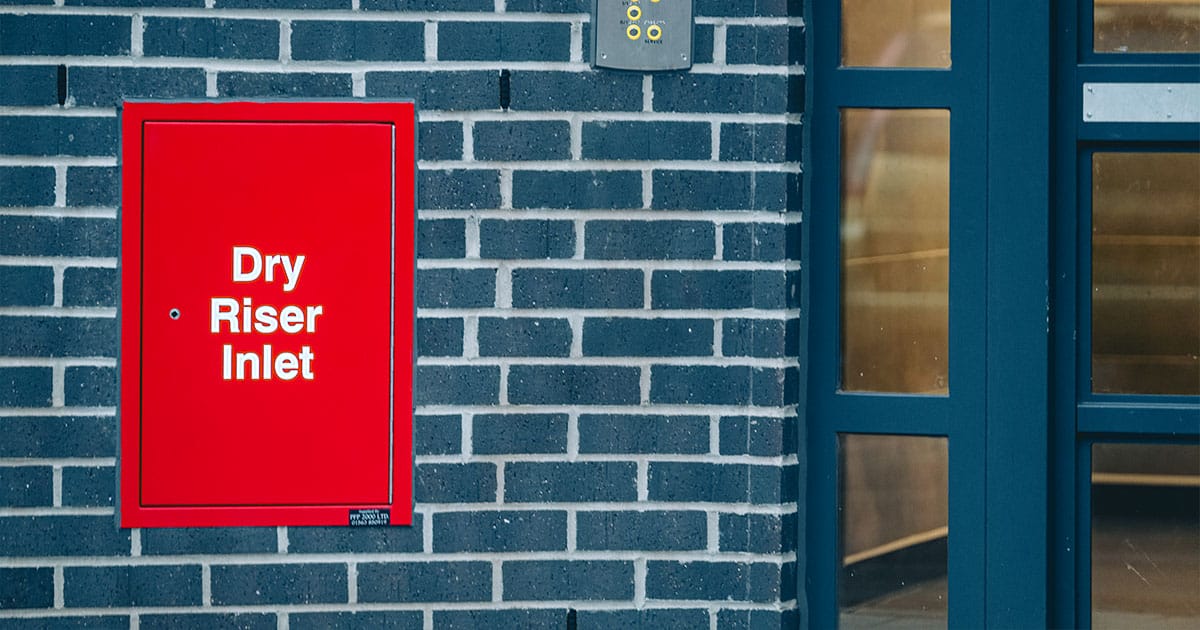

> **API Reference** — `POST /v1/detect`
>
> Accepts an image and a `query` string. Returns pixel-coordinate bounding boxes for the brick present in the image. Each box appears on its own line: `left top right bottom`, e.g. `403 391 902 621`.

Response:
720 512 798 554
651 366 797 406
144 18 278 59
61 466 114 507
719 123 793 163
722 318 799 358
291 21 423 61
508 365 640 405
651 270 787 309
416 463 495 503
417 317 464 357
504 560 633 600
577 609 710 629
472 413 567 454
0 567 53 610
434 610 565 629
64 565 201 607
0 417 115 458
726 25 789 65
414 414 461 456
367 71 497 111
504 0 584 12
653 74 787 114
357 562 490 602
583 318 712 357
141 528 276 555
66 166 119 207
63 267 116 307
0 67 57 106
511 71 643 112
219 0 348 7
218 72 352 97
0 117 115 157
513 170 641 209
211 564 346 605
585 220 714 260
0 266 52 306
717 609 802 629
480 219 574 259
0 367 52 407
0 516 129 556
0 168 54 207
70 68 206 108
478 317 572 357
433 510 566 552
419 169 500 209
419 122 464 161
751 171 795 212
140 614 275 630
416 268 495 308
69 0 201 5
576 511 707 551
648 462 790 503
722 222 799 262
0 619 126 630
0 217 117 256
64 366 116 407
0 15 130 56
419 219 466 258
289 612 424 630
512 268 642 308
719 415 797 457
577 414 710 454
439 22 570 62
581 121 710 160
414 366 499 405
474 120 570 161
0 467 51 507
694 0 788 16
646 561 788 602
287 513 423 553
0 317 117 358
506 462 636 502
653 170 760 211
362 0 490 9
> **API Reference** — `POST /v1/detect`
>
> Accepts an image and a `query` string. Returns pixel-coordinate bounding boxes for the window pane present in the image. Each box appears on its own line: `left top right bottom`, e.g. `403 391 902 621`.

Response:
840 434 948 628
842 0 951 67
1092 443 1200 628
1095 0 1200 53
841 109 950 394
1092 153 1200 395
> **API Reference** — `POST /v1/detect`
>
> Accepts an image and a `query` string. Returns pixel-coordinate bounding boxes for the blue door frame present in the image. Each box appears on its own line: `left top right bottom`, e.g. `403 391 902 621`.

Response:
803 1 1052 626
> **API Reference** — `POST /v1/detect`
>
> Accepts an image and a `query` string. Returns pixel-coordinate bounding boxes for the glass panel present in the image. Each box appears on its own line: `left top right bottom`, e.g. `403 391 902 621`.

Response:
1094 0 1200 53
839 434 948 628
1092 443 1200 628
841 109 950 394
1092 153 1200 395
842 0 951 67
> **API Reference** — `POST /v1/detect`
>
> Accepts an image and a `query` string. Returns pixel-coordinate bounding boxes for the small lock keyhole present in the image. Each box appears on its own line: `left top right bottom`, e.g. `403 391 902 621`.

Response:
169 308 181 320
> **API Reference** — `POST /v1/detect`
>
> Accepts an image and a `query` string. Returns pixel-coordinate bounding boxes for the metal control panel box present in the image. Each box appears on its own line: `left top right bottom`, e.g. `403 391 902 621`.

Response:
593 0 693 72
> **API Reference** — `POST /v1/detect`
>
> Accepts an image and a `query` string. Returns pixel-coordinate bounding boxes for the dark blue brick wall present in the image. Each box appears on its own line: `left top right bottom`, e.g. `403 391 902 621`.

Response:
646 561 789 603
505 462 637 502
140 613 275 630
576 511 707 551
474 121 570 161
357 562 491 602
65 566 201 607
66 167 119 207
433 511 566 553
367 71 496 110
0 15 130 56
0 516 129 556
419 169 500 209
0 67 58 106
63 366 116 407
510 71 642 111
416 463 496 503
62 267 116 307
69 68 206 107
508 365 640 405
418 219 466 258
0 367 52 407
141 528 275 555
512 268 642 308
61 466 115 507
0 117 115 157
417 268 495 307
0 467 52 507
418 317 464 357
513 170 642 209
211 564 347 605
578 414 710 454
288 515 424 554
414 365 500 405
479 317 572 357
414 414 462 456
289 611 424 629
503 561 633 600
419 122 464 161
583 318 712 357
0 217 118 257
0 417 115 458
439 22 570 61
582 121 710 160
0 168 55 207
480 219 574 259
218 72 352 97
0 567 53 610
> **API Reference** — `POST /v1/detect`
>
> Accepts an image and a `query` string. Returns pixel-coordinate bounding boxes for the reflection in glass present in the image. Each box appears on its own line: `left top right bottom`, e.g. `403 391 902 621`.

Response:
1092 443 1200 629
1092 153 1200 395
1095 0 1200 53
842 0 951 67
841 109 950 394
840 434 948 629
